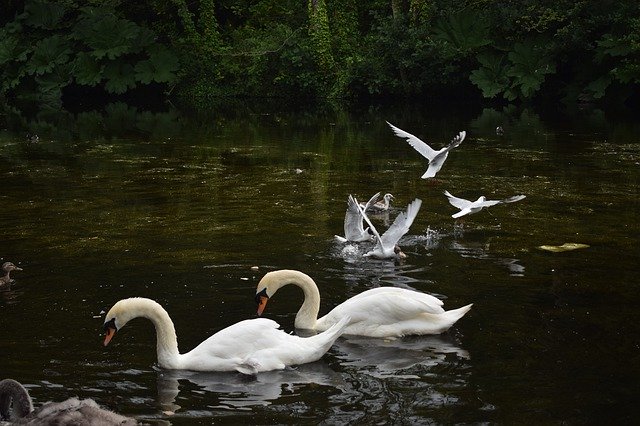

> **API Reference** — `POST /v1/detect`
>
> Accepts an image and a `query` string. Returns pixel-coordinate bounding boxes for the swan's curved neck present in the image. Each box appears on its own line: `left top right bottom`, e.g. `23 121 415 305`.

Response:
0 379 33 419
119 299 182 369
268 270 321 329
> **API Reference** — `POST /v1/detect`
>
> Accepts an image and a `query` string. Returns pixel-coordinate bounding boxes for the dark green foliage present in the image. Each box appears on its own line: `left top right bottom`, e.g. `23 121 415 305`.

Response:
0 0 638 109
0 0 179 107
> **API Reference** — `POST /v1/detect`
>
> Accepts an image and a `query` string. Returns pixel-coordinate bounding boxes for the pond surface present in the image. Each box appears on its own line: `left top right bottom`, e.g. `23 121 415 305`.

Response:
1 102 639 424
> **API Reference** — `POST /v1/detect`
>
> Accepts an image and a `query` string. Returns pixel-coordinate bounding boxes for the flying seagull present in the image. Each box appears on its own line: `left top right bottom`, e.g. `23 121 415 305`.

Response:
387 121 466 179
444 190 526 218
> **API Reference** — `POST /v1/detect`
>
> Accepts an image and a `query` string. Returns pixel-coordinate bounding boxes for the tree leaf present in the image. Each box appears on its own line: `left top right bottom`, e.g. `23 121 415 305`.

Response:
74 13 140 60
26 35 71 75
72 52 104 85
470 52 510 98
103 60 136 94
23 1 67 30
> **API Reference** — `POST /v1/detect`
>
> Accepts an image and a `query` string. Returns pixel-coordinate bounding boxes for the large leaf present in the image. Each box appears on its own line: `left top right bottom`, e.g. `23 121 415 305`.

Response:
433 12 491 53
25 35 71 75
23 1 67 30
470 52 510 98
134 46 179 84
103 60 136 94
74 13 140 60
507 41 556 99
72 52 103 85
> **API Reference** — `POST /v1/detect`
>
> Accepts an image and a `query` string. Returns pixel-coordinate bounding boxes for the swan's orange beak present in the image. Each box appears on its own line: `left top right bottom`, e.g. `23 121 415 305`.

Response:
104 327 116 346
257 295 269 316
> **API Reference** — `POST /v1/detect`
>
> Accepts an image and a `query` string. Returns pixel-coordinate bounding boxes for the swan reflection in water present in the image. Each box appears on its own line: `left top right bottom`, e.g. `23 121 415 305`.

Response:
154 334 469 411
155 361 348 411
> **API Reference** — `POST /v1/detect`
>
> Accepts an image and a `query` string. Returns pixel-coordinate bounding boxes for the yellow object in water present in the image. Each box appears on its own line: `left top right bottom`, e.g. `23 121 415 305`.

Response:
537 243 590 252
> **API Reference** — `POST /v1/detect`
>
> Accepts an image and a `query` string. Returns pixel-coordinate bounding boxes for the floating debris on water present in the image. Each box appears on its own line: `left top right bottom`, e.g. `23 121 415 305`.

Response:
537 243 590 252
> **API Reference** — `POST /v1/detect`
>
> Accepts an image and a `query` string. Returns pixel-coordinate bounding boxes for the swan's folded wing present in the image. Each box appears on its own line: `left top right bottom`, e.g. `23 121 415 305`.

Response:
327 287 445 325
387 121 437 160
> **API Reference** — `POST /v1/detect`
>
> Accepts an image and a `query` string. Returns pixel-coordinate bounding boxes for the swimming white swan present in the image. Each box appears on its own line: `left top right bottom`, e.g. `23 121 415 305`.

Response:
334 193 380 243
103 297 349 374
0 378 136 424
360 193 394 212
1 262 22 286
444 190 526 218
358 198 422 259
387 121 466 178
255 269 472 338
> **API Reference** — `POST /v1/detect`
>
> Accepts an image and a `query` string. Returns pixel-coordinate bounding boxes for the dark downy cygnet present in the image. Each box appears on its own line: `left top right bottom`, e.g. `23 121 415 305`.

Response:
0 378 137 425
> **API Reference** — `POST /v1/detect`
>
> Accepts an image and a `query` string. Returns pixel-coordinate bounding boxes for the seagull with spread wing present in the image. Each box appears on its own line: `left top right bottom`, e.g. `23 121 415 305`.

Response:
444 190 526 218
357 198 423 259
334 192 381 243
387 121 466 179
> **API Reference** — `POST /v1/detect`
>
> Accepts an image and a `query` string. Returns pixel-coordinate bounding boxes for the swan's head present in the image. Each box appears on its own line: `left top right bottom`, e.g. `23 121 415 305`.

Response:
103 297 160 346
255 270 314 316
2 262 22 273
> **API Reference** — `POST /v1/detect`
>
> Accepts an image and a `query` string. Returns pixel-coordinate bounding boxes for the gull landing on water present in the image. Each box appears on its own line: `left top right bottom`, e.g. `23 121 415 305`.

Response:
334 192 381 243
444 190 526 218
387 121 466 179
360 193 394 213
357 198 423 259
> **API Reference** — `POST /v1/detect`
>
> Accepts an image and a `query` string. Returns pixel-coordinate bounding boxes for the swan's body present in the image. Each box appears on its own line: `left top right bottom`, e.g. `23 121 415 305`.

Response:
444 190 526 218
358 198 422 259
1 262 22 286
335 193 380 243
360 193 394 213
0 378 136 424
103 297 349 374
387 122 466 179
255 270 472 338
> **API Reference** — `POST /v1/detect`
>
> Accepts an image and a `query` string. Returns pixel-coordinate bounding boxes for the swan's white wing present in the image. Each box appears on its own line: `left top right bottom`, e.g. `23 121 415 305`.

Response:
380 198 422 248
387 121 437 160
318 287 445 331
444 190 472 210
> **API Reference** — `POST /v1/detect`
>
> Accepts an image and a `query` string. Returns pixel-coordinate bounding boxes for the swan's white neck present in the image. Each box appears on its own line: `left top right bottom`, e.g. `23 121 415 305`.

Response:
263 270 321 330
109 298 182 369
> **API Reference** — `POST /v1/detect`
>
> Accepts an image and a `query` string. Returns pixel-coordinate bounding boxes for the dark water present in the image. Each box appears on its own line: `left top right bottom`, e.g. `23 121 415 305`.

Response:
1 103 639 424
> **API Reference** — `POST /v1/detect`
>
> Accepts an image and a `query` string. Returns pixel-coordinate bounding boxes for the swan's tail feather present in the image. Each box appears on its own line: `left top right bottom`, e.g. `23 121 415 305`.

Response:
442 303 473 328
308 315 351 351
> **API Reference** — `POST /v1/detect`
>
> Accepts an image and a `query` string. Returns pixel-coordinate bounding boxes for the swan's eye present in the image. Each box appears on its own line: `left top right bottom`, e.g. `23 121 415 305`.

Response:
104 318 117 331
255 288 269 305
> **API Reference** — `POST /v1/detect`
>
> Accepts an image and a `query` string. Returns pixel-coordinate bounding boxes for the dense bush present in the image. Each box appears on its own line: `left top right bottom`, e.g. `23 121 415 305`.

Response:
0 0 638 109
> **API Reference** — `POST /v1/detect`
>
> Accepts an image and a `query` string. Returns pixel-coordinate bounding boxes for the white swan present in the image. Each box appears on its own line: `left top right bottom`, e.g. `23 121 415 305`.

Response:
387 121 466 178
103 297 349 374
444 190 526 218
0 378 136 424
334 193 380 243
358 198 422 259
1 262 22 286
255 269 472 338
360 193 394 213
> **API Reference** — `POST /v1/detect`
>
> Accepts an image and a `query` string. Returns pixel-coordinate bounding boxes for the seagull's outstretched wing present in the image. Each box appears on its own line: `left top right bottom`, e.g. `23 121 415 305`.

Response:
444 190 472 210
380 199 422 248
387 121 437 160
362 192 382 211
477 194 527 208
